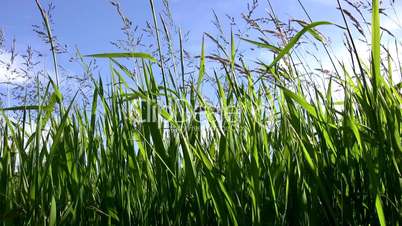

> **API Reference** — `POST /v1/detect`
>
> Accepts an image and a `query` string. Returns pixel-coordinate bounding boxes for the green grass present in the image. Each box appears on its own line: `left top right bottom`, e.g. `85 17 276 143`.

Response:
0 0 401 225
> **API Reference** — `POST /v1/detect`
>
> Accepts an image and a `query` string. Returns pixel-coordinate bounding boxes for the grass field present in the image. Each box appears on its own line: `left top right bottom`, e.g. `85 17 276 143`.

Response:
0 0 401 225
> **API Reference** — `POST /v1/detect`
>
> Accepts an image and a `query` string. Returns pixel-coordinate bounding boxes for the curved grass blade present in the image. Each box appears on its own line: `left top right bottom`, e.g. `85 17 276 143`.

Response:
268 21 331 69
240 37 281 53
85 52 157 62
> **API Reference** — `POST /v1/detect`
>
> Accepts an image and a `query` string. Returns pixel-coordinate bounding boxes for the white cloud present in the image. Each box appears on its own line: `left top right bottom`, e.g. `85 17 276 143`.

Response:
0 52 27 84
382 9 402 35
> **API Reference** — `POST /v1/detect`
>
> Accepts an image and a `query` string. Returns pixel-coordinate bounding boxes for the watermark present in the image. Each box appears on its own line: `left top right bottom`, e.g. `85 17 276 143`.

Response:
130 97 274 128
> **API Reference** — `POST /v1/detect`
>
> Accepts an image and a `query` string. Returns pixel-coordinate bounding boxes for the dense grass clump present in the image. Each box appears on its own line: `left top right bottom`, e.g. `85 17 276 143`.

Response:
0 0 401 225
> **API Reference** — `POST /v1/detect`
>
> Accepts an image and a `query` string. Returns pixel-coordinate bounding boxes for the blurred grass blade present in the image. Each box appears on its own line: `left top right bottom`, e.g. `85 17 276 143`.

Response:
279 85 318 118
372 0 381 89
375 194 386 226
50 195 57 226
0 105 43 111
197 36 205 92
85 52 157 62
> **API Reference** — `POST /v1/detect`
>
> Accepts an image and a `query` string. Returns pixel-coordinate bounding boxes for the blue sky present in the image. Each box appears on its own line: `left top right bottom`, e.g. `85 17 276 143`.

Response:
1 0 340 52
0 0 342 61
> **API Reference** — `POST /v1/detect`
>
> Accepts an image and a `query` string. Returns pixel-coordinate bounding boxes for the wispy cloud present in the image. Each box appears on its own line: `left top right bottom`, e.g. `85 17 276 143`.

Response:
0 53 27 84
